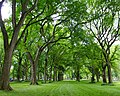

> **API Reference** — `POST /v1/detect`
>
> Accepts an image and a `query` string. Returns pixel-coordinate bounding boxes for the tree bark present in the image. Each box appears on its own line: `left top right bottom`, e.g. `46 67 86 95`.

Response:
95 68 100 82
102 48 112 84
107 61 112 84
30 62 38 85
53 65 57 81
49 65 52 82
27 52 39 85
76 66 80 82
91 67 95 83
58 71 63 81
17 56 22 82
24 64 29 81
25 70 28 81
44 58 47 83
102 65 107 83
0 49 13 90
37 66 40 80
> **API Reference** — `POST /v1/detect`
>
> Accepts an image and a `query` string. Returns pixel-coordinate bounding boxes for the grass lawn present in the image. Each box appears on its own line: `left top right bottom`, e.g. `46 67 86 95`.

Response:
0 80 120 96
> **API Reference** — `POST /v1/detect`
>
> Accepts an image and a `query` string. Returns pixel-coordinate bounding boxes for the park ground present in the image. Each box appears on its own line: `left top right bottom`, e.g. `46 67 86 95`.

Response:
0 80 120 96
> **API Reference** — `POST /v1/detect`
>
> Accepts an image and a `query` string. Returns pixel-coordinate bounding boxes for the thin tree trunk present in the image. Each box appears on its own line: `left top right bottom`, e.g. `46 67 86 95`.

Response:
91 67 95 83
49 65 52 82
24 64 29 81
44 59 47 83
76 66 80 82
24 59 29 81
53 65 57 81
37 66 40 81
17 57 22 82
25 70 28 81
21 71 24 81
71 71 75 80
95 68 100 82
12 67 15 81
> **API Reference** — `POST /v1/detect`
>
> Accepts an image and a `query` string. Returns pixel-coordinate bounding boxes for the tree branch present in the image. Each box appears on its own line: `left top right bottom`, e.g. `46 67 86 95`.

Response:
26 52 34 65
0 0 9 50
12 0 16 29
26 0 38 14
10 0 38 50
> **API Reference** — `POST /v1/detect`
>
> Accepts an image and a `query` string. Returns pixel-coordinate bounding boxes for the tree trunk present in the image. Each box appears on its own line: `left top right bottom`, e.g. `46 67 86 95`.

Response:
0 50 13 90
25 70 28 81
86 73 89 80
103 49 112 84
53 65 57 81
21 70 24 81
58 71 63 81
91 67 95 83
30 62 38 85
107 61 112 84
17 57 22 82
72 71 75 80
24 64 29 81
27 52 39 85
24 61 29 81
76 66 80 82
102 65 107 83
37 66 40 80
49 65 52 82
44 58 47 83
95 68 100 82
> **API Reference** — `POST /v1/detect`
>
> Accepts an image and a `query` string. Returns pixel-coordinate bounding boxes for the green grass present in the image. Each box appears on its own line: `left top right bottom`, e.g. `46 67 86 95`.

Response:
0 80 120 96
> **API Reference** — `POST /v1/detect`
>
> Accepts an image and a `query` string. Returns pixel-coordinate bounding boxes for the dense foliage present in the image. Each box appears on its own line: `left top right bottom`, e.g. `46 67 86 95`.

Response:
0 0 120 91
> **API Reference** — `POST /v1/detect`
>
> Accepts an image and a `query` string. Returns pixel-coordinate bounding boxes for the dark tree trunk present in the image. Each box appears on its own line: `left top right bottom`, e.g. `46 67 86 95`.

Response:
76 66 80 82
102 65 107 83
107 61 112 84
86 73 89 80
17 56 22 82
58 71 63 81
0 50 13 90
37 66 40 81
103 49 112 84
91 67 95 83
53 65 57 81
44 58 47 83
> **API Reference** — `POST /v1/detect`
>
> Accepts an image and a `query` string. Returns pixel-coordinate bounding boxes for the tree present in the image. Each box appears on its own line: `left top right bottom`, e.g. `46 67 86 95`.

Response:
86 0 120 84
0 0 38 90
